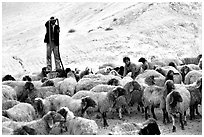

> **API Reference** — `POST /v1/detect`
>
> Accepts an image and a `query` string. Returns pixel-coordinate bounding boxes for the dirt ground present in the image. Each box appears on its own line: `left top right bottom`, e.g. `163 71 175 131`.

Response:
90 105 202 135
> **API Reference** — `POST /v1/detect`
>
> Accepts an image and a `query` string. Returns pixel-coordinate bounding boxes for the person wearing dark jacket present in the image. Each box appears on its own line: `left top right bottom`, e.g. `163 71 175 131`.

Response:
44 16 61 72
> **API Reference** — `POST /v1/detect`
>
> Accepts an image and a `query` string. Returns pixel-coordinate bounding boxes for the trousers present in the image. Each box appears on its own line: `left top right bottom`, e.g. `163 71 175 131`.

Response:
46 41 61 71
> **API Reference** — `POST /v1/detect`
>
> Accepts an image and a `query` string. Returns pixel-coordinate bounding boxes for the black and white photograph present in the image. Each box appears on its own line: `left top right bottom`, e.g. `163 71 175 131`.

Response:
1 1 202 135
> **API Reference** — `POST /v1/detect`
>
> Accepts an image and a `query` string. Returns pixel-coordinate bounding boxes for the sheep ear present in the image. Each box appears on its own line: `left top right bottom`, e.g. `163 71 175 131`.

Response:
81 97 87 109
169 94 174 105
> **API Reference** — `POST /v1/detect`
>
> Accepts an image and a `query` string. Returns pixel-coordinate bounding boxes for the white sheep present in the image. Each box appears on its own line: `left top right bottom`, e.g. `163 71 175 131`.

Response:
136 69 165 87
155 66 182 84
34 94 96 118
2 85 17 103
2 111 65 135
72 86 126 127
2 102 36 122
76 73 121 92
90 84 117 93
184 77 202 120
120 72 133 87
143 80 175 124
184 70 202 84
108 118 161 135
2 80 43 88
58 71 77 96
166 82 191 132
56 107 98 135
2 100 20 110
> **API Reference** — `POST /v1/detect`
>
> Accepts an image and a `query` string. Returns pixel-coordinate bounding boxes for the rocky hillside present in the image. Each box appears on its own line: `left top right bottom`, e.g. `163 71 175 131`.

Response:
2 2 202 76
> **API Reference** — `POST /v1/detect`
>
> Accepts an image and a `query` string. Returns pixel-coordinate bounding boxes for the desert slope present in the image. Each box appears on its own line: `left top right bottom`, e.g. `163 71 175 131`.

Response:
2 2 202 76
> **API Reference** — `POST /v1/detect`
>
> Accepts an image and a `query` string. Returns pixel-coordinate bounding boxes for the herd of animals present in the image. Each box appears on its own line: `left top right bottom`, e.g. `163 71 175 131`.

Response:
2 54 202 135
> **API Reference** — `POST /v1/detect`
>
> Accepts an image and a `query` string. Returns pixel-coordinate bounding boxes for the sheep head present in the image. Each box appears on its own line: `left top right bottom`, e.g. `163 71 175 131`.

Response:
57 107 74 120
13 126 37 135
43 111 65 129
2 74 16 81
22 75 32 81
124 81 142 93
107 78 119 86
138 57 147 64
24 82 35 92
169 91 183 107
195 77 202 91
81 96 97 116
41 80 55 87
197 54 202 61
166 70 174 81
138 118 161 135
180 65 190 82
42 67 49 76
164 80 175 95
144 76 155 86
34 98 45 117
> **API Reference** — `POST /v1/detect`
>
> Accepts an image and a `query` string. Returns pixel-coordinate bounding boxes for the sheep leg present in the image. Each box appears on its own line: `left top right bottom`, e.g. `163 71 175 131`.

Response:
184 111 187 126
171 114 176 132
102 112 109 127
151 106 157 120
119 107 122 119
179 113 184 130
162 108 170 124
145 107 149 120
189 105 195 120
195 104 201 116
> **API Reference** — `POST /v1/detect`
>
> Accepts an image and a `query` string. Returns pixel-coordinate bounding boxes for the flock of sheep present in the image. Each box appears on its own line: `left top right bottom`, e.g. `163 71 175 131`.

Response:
2 54 202 135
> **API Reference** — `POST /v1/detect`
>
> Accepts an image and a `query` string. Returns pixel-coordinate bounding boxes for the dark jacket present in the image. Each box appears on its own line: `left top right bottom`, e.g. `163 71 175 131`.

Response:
44 21 60 46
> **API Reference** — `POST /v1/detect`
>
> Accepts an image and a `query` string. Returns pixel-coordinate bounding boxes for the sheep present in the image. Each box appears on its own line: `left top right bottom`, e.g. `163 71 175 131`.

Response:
90 84 117 93
108 69 121 77
2 111 65 135
2 100 20 110
29 67 48 81
184 77 202 120
33 95 96 118
2 74 16 81
166 82 191 132
41 79 55 87
76 73 121 92
2 102 36 122
138 57 156 70
2 85 17 103
136 69 165 87
2 116 12 122
2 80 43 88
198 58 202 69
108 118 161 135
120 72 134 87
113 80 143 119
22 75 32 81
56 107 98 135
25 82 60 105
13 125 37 135
113 66 124 76
143 80 175 124
155 66 182 84
107 78 120 86
58 71 77 96
184 70 202 84
99 63 117 69
150 56 182 67
181 54 202 65
72 86 126 127
79 67 92 79
96 66 113 75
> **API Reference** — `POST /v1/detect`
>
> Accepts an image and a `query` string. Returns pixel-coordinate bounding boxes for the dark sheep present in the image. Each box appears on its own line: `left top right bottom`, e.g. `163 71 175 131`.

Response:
180 65 191 83
181 54 202 65
114 66 124 77
2 75 16 81
13 126 37 135
107 78 120 86
41 80 55 87
168 62 177 69
22 75 32 81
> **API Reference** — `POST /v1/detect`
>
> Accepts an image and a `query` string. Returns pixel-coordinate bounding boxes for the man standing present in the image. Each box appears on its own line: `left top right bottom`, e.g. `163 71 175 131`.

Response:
44 16 61 72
